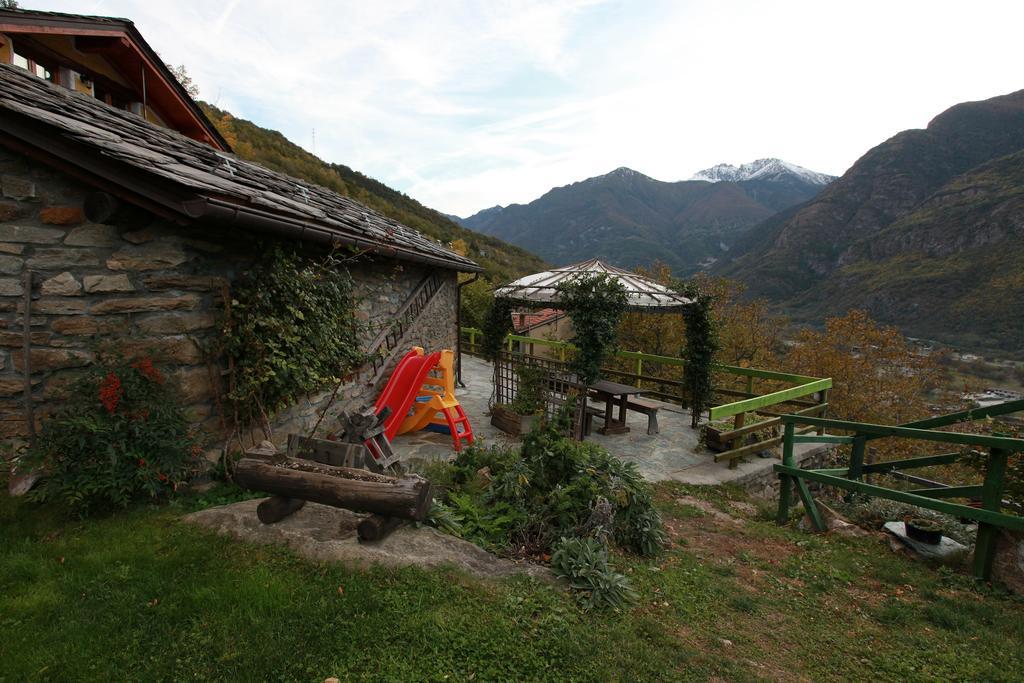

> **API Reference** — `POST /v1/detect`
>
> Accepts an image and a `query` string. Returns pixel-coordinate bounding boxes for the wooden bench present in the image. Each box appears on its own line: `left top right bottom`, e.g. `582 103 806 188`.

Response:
582 405 606 436
626 397 660 435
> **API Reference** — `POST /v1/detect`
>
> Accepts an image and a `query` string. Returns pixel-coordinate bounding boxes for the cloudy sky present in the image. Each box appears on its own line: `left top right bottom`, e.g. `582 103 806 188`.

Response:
37 0 1024 216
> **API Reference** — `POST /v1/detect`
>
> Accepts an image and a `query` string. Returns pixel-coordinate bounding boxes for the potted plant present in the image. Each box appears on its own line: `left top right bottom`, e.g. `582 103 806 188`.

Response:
701 417 734 453
491 363 548 436
905 517 943 545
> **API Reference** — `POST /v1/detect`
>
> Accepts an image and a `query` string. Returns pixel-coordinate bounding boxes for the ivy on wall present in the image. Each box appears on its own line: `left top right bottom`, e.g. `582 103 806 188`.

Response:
223 245 366 434
557 274 628 386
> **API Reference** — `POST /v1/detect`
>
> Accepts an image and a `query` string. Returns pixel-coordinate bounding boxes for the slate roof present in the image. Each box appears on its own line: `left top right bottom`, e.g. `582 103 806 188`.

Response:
0 7 130 28
0 63 480 272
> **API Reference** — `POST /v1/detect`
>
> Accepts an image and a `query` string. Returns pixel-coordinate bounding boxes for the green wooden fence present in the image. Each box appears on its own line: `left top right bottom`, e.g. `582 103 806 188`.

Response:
461 327 832 464
774 398 1024 581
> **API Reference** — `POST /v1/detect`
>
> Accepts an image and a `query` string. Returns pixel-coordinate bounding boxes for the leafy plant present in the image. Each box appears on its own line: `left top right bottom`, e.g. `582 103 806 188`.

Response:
511 362 548 416
223 245 366 432
446 492 529 549
428 410 664 605
459 275 495 331
21 354 201 515
557 274 628 385
550 537 637 610
481 296 515 362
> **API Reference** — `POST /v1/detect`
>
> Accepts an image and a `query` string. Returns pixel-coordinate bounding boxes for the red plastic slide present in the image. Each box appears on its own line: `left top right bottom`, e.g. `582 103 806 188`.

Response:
374 349 441 442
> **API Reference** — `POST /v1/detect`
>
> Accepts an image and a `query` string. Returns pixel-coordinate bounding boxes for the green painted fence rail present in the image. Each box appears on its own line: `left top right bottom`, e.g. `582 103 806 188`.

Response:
461 327 832 465
773 399 1024 581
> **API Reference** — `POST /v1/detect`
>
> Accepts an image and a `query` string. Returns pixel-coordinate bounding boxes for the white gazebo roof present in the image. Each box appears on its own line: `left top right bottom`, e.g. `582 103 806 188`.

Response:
494 258 694 310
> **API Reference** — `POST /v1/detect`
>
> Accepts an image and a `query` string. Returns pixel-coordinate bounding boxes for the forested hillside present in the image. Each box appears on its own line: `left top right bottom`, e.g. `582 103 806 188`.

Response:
199 103 545 282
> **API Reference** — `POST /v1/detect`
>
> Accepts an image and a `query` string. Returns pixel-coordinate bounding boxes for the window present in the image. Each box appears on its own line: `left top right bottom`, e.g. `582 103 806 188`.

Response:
12 50 54 82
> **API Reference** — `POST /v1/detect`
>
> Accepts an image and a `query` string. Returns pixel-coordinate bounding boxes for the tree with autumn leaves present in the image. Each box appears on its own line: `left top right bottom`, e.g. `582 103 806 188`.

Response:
615 261 950 427
781 310 944 426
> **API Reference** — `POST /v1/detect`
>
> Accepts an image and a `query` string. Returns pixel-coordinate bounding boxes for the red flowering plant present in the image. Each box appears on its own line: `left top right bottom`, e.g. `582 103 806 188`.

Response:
23 353 202 515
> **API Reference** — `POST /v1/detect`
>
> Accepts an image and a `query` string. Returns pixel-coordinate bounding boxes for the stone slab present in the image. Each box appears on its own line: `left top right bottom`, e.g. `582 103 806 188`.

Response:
184 498 551 581
884 521 969 563
391 354 828 491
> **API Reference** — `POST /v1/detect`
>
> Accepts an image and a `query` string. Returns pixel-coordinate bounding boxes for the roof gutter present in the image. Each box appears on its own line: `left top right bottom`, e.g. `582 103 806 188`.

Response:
189 196 483 273
455 271 480 387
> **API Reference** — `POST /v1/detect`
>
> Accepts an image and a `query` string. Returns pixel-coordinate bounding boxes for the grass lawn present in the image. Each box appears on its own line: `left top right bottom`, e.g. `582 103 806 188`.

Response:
2 483 1023 682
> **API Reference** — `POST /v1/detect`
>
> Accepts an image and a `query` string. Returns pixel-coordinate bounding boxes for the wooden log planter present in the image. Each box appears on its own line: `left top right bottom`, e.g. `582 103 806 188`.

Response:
234 456 432 538
490 404 538 436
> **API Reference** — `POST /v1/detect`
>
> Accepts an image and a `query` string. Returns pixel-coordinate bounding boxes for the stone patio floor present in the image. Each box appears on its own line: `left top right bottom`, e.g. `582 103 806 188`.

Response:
390 354 824 487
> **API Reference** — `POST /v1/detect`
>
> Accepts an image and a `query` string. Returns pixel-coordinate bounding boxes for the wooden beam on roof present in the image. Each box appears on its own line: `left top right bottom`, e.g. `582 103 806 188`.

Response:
74 34 132 53
0 23 128 39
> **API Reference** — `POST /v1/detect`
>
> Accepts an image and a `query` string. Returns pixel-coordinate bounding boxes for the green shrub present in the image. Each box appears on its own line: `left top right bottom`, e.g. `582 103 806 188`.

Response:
448 415 666 556
446 492 528 549
551 537 637 610
429 411 665 606
21 354 201 515
511 363 548 416
427 499 464 537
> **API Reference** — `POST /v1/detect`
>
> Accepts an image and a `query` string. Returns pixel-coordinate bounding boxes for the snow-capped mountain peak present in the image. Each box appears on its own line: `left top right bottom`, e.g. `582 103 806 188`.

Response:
690 158 835 186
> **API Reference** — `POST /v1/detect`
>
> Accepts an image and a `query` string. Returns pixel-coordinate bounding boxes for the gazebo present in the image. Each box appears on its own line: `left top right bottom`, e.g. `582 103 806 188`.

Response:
494 259 693 310
487 259 699 439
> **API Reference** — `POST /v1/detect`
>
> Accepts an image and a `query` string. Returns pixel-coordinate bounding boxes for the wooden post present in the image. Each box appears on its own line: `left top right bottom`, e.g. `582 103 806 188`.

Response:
796 478 827 532
973 447 1008 581
817 389 830 435
745 375 754 397
844 434 867 502
776 421 795 524
729 412 747 470
636 352 643 379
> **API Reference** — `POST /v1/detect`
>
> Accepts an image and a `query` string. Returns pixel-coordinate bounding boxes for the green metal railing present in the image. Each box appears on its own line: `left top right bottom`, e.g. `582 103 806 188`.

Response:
775 398 1024 581
461 327 832 463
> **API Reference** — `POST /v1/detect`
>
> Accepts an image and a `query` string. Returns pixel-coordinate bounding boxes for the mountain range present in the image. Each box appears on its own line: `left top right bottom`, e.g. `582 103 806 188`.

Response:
458 159 835 274
716 90 1024 352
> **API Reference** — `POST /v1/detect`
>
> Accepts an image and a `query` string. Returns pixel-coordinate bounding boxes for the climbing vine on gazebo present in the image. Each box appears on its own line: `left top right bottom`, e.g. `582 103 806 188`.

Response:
557 274 628 386
481 296 515 362
680 289 719 428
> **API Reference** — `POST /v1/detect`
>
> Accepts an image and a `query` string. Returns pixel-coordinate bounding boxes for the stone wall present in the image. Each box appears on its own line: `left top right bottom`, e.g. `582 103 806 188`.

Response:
736 445 836 499
992 529 1024 595
0 146 459 450
269 263 458 445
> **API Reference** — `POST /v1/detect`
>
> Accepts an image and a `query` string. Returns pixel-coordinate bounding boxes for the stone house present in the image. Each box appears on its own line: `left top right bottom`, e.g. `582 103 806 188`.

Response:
510 307 573 360
0 24 480 448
